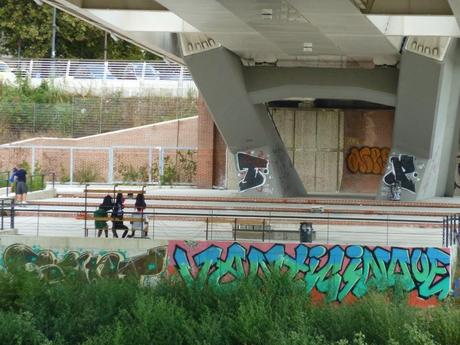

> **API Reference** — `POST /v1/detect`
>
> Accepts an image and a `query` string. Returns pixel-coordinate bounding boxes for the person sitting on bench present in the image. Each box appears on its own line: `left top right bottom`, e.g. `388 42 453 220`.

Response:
112 193 129 238
129 207 148 238
94 204 109 238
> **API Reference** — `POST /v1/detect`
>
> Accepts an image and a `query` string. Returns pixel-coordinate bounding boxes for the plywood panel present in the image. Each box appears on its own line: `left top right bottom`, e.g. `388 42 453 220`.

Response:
317 110 340 149
315 152 339 192
294 110 317 150
294 151 315 191
272 108 294 149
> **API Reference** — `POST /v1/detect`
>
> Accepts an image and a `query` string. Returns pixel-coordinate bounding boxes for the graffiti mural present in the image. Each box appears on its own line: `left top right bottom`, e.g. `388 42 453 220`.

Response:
236 152 270 192
346 147 390 175
168 241 451 304
383 154 418 193
0 244 167 284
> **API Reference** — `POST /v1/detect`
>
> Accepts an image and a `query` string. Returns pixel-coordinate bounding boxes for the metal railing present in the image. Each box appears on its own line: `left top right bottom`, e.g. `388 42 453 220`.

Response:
11 204 446 247
3 58 193 81
0 198 15 230
2 58 197 97
443 215 459 246
0 171 46 196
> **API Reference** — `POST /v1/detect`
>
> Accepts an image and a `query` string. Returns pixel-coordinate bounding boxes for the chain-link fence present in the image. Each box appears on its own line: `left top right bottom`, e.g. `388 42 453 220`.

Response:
0 96 198 143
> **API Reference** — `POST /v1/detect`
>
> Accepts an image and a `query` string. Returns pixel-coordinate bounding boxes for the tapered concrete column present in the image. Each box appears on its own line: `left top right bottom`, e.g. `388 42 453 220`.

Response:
379 39 460 200
185 47 306 197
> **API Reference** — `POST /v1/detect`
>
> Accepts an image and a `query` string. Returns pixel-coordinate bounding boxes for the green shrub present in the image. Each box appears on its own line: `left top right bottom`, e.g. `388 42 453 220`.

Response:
75 165 100 183
0 271 458 345
116 162 149 183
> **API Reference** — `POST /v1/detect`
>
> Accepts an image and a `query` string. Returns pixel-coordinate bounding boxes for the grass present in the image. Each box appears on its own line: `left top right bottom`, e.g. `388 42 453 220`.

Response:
0 271 458 345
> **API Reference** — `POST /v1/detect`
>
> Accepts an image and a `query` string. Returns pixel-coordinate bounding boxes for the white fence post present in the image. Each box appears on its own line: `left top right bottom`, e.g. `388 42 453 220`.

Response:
108 147 114 184
158 147 165 185
29 60 34 77
31 147 36 175
66 60 71 78
70 148 74 184
148 147 153 183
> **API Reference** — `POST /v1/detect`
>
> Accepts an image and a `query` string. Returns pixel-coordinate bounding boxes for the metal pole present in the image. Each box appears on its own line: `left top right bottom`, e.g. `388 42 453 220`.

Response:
104 32 108 61
1 200 4 230
51 8 57 59
386 215 389 246
10 200 14 229
262 219 265 242
205 217 209 240
84 184 88 237
31 147 36 175
70 148 74 184
151 208 155 240
148 147 153 183
36 204 40 237
442 217 446 247
108 148 114 184
158 148 164 185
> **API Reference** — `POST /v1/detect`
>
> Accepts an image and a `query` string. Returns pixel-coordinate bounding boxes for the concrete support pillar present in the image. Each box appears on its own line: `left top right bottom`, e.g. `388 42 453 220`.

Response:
185 47 306 197
379 39 460 200
196 95 215 189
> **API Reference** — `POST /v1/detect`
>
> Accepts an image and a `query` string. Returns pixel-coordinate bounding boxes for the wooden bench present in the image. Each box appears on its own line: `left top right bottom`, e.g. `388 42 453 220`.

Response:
77 213 149 238
203 217 272 240
83 185 146 199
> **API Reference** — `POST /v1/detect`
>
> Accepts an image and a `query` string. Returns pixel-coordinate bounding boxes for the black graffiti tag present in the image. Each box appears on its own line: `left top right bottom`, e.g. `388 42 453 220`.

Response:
383 155 417 193
236 152 269 192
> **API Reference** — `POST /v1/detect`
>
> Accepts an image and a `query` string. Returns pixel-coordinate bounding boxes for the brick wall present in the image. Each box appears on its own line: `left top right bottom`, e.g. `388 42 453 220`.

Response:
195 96 227 189
0 117 199 183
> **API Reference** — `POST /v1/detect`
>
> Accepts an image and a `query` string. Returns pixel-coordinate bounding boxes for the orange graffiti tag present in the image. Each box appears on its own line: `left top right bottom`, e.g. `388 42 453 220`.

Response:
346 146 390 175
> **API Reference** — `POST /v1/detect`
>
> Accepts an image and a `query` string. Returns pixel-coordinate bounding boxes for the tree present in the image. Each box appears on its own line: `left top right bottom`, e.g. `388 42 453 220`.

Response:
0 0 159 60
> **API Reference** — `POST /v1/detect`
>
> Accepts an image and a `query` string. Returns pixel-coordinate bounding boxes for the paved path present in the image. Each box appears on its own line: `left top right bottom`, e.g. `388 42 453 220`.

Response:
2 186 452 247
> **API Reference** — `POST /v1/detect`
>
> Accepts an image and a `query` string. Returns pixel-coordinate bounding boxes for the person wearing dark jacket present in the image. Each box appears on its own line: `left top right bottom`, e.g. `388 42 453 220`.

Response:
112 193 129 238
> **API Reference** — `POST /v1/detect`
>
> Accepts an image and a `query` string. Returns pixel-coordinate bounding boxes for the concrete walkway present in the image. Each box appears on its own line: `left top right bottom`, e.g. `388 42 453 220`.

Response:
3 185 447 248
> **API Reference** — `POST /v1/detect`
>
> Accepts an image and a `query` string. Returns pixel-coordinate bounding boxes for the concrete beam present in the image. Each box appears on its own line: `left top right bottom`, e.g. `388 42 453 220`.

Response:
186 47 307 197
42 0 184 63
88 9 198 32
448 0 460 27
82 0 167 11
378 39 460 200
245 66 398 107
368 15 460 36
366 0 452 15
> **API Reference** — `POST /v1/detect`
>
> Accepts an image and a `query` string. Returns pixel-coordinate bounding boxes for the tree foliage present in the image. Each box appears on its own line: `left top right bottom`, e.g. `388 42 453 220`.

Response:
0 0 158 60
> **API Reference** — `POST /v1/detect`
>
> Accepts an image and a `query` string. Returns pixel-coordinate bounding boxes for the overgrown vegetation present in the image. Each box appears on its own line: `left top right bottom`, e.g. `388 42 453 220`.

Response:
74 165 101 184
0 79 198 143
0 271 458 345
116 151 197 185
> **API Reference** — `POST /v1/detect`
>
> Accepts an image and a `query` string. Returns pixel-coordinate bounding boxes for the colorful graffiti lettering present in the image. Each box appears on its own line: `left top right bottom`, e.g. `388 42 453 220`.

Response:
168 241 451 303
236 152 269 192
1 244 167 283
346 146 390 175
383 154 417 193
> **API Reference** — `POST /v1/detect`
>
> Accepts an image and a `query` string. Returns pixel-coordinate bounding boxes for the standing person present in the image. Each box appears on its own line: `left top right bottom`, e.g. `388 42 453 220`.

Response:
112 193 129 238
14 167 27 204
